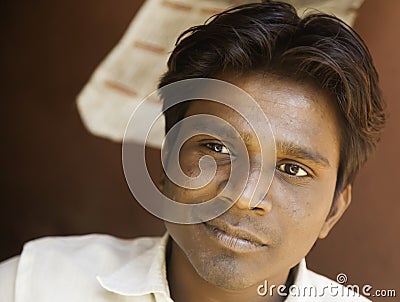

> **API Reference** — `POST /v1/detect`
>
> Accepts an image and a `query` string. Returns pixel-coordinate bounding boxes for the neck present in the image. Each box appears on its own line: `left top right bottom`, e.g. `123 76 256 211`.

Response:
166 239 293 302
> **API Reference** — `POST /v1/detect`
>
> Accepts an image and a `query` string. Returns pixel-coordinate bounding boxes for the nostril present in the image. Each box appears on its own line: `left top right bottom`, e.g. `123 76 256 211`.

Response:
251 199 273 215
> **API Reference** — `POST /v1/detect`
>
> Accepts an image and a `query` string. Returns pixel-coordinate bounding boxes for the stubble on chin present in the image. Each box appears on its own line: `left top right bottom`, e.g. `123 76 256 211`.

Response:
189 248 255 290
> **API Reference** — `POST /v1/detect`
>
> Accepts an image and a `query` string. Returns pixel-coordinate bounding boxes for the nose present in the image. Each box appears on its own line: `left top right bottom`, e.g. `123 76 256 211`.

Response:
234 167 273 215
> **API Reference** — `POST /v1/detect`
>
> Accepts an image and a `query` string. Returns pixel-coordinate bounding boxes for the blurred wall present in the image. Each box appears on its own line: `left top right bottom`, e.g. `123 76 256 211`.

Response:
306 0 400 298
1 0 399 300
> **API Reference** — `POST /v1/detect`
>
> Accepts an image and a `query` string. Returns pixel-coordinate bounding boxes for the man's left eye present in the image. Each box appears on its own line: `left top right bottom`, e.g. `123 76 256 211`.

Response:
205 143 230 155
277 163 308 177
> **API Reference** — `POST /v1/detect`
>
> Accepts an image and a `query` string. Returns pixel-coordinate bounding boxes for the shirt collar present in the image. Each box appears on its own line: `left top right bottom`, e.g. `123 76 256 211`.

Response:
293 258 312 287
97 233 171 299
285 258 314 301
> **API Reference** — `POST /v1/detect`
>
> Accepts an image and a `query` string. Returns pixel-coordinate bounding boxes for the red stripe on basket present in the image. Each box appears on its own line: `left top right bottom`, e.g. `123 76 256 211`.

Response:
133 41 166 54
162 0 192 11
104 80 137 97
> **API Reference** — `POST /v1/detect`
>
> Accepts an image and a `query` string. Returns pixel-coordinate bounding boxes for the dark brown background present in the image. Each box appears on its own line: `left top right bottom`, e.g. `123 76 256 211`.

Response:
1 1 399 301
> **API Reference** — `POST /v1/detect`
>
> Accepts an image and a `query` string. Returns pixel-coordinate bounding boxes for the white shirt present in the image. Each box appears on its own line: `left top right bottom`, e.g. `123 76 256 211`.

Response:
0 233 370 301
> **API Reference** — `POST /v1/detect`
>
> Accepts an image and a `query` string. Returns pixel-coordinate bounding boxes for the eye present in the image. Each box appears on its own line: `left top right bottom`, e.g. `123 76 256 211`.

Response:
277 163 308 177
205 143 230 155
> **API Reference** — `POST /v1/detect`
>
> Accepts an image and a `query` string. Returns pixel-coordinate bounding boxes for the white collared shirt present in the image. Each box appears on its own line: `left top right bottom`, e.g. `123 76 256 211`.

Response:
0 233 370 301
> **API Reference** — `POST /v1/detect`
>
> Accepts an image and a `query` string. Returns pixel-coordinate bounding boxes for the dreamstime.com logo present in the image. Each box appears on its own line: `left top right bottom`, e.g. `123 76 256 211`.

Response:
122 78 276 224
256 273 397 298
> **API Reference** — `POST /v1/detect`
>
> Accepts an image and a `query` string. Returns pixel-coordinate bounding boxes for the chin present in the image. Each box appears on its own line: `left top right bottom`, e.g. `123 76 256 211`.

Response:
189 247 260 290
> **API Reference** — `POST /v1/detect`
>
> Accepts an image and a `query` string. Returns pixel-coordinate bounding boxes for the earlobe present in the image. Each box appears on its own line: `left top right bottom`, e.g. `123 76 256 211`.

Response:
318 185 352 239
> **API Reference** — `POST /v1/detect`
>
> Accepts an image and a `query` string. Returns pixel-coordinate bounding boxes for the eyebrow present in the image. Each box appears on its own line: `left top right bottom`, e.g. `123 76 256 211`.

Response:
276 140 331 168
192 123 243 141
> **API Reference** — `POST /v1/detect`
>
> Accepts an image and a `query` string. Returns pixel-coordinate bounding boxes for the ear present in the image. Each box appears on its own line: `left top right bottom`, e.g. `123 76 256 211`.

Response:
318 184 352 239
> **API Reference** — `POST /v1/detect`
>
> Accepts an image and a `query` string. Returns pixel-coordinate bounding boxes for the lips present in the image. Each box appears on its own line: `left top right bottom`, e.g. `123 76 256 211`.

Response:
204 219 268 251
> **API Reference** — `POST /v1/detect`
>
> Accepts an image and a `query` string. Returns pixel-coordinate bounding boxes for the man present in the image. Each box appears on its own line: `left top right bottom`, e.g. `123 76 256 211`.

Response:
0 1 385 301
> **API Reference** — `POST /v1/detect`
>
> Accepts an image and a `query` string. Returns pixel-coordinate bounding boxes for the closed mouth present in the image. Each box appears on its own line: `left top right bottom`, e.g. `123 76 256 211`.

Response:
203 220 267 251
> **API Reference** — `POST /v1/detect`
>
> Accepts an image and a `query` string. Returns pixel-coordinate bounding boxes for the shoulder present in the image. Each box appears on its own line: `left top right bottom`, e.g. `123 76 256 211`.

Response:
23 233 159 252
0 234 164 302
20 233 162 275
18 234 161 277
0 256 19 302
21 233 161 261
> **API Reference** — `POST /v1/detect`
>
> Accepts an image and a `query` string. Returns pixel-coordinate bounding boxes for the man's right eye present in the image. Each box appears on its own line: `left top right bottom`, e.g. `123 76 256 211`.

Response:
204 143 230 155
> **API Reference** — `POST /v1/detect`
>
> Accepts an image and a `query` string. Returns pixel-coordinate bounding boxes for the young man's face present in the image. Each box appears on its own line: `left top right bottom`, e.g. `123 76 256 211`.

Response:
163 73 351 290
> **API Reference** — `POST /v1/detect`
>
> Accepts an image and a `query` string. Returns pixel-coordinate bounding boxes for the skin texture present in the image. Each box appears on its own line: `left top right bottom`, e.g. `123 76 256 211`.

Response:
162 73 352 302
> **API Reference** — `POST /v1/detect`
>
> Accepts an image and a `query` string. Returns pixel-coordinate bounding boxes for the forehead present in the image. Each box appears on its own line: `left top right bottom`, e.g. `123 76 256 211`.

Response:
184 73 342 166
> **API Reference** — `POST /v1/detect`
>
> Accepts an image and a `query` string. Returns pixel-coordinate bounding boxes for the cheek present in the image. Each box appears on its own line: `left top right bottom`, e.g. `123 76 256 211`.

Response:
276 166 338 217
178 152 201 177
279 183 334 224
163 156 231 203
271 176 336 261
